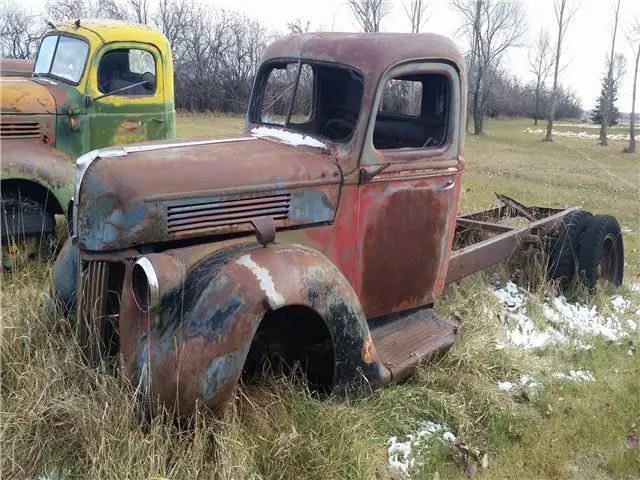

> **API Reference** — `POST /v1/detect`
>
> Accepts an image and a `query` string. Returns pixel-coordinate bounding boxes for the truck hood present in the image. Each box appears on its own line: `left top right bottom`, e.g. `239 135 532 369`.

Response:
77 133 342 251
1 77 56 114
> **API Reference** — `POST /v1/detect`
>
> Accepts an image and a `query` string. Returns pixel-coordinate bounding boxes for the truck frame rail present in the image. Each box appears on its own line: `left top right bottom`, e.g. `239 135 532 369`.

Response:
446 193 577 284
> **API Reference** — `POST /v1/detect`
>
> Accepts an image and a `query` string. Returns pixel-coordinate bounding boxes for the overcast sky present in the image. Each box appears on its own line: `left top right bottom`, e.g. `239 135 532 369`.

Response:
202 0 640 113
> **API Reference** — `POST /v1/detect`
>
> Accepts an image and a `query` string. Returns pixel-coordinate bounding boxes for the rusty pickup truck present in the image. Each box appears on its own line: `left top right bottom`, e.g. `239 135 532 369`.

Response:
52 32 624 417
1 19 175 268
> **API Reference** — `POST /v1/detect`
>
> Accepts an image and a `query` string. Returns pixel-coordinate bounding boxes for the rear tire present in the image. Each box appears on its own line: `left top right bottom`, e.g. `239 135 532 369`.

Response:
578 214 624 291
547 210 592 292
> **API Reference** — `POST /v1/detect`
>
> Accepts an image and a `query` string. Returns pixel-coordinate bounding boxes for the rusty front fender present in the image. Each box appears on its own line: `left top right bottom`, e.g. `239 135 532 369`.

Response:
124 242 385 416
1 139 74 213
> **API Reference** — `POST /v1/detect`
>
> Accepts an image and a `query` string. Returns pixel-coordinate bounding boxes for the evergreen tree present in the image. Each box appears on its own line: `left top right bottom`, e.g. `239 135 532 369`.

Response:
591 74 620 126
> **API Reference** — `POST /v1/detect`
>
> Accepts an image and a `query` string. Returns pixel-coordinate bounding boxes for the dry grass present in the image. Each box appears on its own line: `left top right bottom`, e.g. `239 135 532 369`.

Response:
1 115 639 479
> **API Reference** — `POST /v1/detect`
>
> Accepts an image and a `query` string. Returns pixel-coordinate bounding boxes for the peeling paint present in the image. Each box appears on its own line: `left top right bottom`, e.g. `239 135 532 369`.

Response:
236 254 285 309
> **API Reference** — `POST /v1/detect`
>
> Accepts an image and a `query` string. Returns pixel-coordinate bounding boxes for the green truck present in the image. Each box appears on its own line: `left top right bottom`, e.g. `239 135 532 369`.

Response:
1 19 175 267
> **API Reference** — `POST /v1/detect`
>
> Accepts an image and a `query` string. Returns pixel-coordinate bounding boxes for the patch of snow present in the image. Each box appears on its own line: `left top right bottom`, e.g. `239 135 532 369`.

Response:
611 295 631 312
553 370 596 382
251 126 327 149
497 380 515 391
493 282 637 349
387 421 455 476
523 127 629 142
498 374 539 392
621 226 633 233
543 296 630 342
493 282 527 311
630 283 640 293
554 123 639 130
442 431 456 442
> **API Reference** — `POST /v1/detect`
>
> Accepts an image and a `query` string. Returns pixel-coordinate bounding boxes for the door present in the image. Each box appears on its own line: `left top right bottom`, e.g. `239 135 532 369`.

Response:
354 62 463 319
86 43 166 150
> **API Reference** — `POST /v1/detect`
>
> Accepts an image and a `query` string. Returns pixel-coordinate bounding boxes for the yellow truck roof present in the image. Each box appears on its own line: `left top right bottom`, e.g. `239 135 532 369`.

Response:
56 19 170 49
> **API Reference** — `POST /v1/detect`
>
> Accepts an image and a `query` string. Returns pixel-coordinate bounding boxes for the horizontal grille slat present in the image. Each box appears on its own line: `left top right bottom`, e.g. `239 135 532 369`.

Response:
167 193 291 236
168 200 290 221
169 206 290 227
1 121 40 138
168 194 291 214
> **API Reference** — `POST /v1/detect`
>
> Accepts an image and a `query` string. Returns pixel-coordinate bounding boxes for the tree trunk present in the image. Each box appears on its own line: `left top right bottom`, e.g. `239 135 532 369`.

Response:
534 80 541 125
468 0 483 135
545 1 565 142
599 0 621 146
473 71 484 135
628 42 640 154
544 36 561 141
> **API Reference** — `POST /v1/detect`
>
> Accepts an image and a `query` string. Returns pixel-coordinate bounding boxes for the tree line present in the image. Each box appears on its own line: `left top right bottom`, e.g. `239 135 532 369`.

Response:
1 0 638 151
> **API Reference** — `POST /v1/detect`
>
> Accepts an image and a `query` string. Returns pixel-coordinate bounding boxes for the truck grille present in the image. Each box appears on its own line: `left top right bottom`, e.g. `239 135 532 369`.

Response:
167 193 291 236
1 121 40 138
78 261 123 363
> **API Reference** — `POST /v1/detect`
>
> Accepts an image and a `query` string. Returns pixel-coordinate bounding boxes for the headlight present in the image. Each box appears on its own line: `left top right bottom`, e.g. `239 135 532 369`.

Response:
132 257 159 315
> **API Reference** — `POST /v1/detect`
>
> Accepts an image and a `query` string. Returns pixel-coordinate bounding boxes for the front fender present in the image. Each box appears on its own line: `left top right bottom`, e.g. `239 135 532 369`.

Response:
51 237 79 313
0 139 74 212
129 242 384 416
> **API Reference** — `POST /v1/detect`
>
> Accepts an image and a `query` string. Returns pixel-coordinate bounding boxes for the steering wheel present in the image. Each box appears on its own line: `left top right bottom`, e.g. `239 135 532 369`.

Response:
323 118 355 142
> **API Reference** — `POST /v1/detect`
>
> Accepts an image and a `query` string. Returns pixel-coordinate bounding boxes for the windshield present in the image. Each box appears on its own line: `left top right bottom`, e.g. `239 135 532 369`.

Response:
34 35 89 84
253 61 363 143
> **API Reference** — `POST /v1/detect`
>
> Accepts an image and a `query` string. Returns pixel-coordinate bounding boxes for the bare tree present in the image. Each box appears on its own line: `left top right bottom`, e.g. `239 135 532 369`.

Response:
99 0 130 20
544 0 579 142
153 0 189 54
347 0 391 33
528 29 554 125
128 0 149 24
598 0 622 146
403 0 428 33
452 0 526 135
0 2 44 58
45 0 97 21
625 17 640 154
287 19 312 34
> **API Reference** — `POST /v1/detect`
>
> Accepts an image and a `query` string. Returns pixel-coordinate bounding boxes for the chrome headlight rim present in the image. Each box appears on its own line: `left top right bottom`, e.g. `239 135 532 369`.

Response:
132 257 160 315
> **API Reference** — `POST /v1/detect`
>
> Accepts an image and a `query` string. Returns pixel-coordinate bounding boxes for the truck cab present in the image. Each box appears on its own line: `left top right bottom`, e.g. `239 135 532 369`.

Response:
1 19 175 267
54 32 466 416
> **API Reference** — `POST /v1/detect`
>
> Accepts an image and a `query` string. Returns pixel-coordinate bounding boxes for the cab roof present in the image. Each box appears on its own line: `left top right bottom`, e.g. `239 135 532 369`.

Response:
261 32 465 78
55 19 169 49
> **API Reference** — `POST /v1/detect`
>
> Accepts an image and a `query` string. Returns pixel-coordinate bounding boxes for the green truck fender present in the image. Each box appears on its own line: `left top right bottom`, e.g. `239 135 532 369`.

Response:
1 140 74 216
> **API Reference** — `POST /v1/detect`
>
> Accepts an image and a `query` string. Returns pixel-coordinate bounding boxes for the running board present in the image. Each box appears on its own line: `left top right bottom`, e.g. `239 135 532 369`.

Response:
370 307 458 382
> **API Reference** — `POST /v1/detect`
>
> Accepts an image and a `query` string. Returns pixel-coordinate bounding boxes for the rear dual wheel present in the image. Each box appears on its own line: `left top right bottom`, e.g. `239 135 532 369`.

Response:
547 211 624 292
578 214 624 291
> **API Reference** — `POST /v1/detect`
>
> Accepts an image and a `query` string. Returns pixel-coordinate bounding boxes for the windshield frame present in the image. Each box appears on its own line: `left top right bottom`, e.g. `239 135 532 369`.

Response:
33 33 90 86
249 58 365 144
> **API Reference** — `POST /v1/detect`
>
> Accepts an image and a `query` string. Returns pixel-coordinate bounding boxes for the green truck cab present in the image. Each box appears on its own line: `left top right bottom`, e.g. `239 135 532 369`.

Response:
1 19 175 267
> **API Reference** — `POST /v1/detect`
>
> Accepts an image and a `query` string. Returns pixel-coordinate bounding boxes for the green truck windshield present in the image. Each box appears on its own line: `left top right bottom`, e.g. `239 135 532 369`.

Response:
34 35 89 84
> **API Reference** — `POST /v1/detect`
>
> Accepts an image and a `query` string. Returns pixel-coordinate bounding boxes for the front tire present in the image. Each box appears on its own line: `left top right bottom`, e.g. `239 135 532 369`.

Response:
1 190 55 269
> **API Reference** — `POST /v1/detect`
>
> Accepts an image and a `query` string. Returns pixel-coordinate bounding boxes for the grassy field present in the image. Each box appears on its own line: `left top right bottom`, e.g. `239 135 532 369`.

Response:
2 114 639 479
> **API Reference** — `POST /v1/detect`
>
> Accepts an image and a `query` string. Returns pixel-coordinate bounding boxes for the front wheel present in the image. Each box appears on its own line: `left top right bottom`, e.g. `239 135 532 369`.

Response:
578 214 624 291
1 191 56 269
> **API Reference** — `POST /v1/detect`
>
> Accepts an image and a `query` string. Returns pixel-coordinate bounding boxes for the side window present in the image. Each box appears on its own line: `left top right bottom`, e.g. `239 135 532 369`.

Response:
260 62 314 125
97 48 157 96
373 73 450 150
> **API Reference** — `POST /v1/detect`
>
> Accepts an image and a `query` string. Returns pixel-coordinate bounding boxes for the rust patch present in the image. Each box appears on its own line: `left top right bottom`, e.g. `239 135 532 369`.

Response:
358 182 453 317
361 332 376 364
